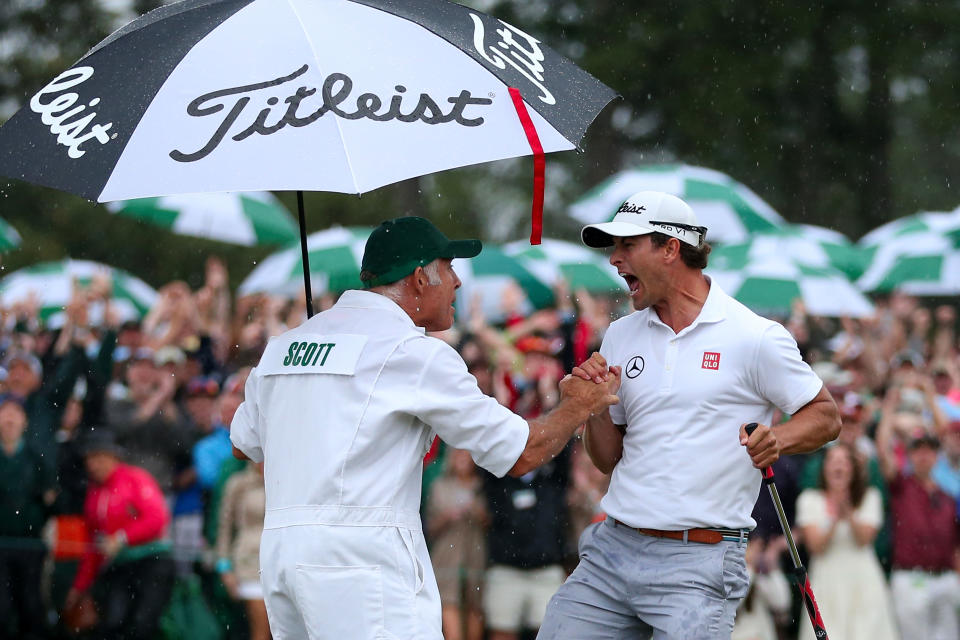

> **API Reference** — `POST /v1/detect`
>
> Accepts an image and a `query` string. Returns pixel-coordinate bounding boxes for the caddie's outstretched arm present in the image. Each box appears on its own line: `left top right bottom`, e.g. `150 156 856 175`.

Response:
509 372 620 477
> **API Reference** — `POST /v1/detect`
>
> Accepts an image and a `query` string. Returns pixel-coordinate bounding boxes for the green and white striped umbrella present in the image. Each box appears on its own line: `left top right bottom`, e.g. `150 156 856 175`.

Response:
239 226 372 297
856 230 960 295
503 238 626 294
0 259 157 325
569 163 785 244
707 255 874 318
858 207 960 248
710 224 867 281
107 191 299 246
456 245 554 323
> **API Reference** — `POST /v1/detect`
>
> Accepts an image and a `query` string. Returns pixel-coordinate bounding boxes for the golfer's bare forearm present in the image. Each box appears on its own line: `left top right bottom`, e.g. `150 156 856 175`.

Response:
509 400 591 477
775 387 840 455
583 411 623 474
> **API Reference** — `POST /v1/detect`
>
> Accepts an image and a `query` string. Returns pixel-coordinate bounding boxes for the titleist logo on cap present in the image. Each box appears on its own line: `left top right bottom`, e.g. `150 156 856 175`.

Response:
617 203 647 215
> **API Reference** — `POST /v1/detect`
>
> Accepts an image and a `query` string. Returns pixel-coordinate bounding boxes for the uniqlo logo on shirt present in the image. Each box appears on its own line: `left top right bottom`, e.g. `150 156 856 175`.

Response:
702 352 720 370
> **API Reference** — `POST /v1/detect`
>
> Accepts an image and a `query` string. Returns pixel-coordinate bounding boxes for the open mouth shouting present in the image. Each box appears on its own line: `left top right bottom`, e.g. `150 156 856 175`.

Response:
620 272 641 294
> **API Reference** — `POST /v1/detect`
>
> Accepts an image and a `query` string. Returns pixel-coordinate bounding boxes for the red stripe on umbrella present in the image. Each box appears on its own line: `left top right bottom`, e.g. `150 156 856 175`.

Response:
509 87 545 245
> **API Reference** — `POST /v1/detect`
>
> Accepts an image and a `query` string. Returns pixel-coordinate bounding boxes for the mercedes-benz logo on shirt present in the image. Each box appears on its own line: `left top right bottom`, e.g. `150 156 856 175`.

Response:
625 355 645 378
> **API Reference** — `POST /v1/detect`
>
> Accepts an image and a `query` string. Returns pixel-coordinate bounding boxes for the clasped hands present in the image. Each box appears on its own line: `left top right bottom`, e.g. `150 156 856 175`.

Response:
559 352 621 415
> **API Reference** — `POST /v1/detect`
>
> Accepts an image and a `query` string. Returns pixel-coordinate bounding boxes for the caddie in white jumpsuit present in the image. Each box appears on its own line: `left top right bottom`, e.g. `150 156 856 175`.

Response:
230 217 619 640
537 192 842 640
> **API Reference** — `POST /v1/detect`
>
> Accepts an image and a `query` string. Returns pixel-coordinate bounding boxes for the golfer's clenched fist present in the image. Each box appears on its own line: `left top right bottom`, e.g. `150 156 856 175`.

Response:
739 422 781 469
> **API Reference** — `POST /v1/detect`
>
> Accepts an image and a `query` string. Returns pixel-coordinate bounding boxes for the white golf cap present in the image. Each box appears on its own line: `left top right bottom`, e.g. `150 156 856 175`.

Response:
581 191 707 248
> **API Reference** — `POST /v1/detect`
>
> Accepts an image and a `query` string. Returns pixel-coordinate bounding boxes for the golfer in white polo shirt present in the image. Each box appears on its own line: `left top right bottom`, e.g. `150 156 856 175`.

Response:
230 217 619 640
537 192 841 640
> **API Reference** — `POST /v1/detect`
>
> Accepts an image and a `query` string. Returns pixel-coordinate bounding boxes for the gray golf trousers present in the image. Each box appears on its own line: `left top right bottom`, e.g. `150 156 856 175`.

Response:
537 517 750 640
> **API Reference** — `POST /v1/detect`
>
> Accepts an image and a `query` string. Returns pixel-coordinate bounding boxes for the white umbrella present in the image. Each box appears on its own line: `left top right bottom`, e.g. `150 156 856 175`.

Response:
856 230 960 295
455 245 554 324
858 207 960 248
239 226 371 296
503 237 625 293
707 255 874 318
711 224 867 280
0 0 615 313
106 191 299 246
0 259 157 325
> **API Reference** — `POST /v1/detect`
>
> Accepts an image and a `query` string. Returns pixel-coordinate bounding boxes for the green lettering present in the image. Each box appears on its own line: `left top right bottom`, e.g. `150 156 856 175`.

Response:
319 343 335 366
283 342 298 366
291 342 307 366
310 343 325 366
302 342 318 366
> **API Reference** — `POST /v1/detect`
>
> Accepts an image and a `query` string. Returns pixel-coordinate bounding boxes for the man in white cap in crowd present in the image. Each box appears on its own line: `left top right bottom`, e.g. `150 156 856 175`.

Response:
537 191 841 639
230 216 620 640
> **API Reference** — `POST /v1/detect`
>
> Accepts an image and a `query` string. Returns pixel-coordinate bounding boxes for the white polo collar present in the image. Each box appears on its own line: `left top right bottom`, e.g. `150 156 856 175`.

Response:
646 276 728 335
333 290 426 334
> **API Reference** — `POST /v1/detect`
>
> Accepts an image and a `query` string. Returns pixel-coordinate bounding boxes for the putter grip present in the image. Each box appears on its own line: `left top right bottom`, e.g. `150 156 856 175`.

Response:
744 422 775 480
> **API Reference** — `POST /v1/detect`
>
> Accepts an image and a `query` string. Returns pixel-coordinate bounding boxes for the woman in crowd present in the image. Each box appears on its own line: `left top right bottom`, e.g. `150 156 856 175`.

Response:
426 448 488 640
795 441 899 640
215 460 269 640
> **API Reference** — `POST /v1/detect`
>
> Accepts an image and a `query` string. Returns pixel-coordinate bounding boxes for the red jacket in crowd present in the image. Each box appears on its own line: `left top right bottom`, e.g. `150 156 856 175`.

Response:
72 463 171 592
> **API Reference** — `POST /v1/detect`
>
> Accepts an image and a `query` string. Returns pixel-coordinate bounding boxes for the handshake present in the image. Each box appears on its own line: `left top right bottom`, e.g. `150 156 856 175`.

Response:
559 352 621 417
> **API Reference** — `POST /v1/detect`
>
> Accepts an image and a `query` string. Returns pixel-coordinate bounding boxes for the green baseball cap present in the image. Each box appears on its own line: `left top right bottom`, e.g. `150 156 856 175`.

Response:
360 217 482 288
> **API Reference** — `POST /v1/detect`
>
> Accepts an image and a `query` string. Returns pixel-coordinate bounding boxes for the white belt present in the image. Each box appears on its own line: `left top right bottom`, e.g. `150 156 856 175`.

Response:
263 505 423 531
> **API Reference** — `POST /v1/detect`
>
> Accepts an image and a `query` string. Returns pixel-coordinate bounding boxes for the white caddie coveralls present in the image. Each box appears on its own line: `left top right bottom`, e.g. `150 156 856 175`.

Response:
230 289 529 640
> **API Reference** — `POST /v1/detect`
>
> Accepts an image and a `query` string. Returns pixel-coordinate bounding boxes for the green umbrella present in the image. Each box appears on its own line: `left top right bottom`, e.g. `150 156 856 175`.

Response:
503 238 626 293
858 207 960 248
569 163 785 244
456 245 554 323
0 217 22 253
0 259 157 325
711 224 867 281
707 255 874 318
856 229 960 295
107 191 299 246
239 226 372 297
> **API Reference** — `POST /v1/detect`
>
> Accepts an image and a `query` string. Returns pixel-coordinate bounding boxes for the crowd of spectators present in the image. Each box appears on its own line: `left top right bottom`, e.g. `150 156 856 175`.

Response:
0 253 958 640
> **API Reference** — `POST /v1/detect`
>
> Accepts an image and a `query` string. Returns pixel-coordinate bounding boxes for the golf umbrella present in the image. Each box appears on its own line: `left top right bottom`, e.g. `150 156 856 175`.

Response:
0 259 158 325
455 245 554 324
503 237 626 294
857 207 960 248
106 191 299 246
0 0 616 313
707 254 874 318
239 226 371 296
856 229 960 295
711 224 867 281
0 218 22 253
569 163 785 244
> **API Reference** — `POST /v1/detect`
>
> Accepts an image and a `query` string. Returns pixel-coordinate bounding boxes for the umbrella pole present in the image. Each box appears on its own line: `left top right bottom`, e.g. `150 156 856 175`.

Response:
296 190 315 318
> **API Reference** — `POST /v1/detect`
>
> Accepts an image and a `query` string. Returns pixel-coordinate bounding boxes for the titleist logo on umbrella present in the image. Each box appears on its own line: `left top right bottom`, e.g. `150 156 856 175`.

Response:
29 67 115 159
470 14 555 106
169 65 493 163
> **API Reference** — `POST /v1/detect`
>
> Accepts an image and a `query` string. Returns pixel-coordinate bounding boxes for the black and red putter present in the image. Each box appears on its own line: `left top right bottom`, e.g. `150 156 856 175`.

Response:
745 422 829 640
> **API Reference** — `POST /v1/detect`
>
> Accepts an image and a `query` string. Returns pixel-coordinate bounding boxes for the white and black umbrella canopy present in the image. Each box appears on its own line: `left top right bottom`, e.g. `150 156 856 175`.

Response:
0 0 616 203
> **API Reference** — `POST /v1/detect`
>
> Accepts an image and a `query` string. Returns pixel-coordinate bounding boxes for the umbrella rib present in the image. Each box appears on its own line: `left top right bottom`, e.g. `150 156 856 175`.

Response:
284 0 362 194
